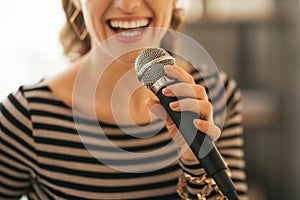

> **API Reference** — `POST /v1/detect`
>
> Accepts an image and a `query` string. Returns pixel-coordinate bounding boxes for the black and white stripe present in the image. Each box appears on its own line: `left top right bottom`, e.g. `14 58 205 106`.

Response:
0 70 248 199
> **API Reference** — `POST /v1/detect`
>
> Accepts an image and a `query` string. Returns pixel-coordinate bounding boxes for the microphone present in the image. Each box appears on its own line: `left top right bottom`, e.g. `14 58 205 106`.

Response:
135 48 239 200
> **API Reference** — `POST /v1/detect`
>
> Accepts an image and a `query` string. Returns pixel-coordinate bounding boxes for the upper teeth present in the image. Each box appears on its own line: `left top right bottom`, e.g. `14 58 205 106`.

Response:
110 19 149 29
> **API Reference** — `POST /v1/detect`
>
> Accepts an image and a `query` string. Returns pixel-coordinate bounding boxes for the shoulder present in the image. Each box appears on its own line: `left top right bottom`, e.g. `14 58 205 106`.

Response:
190 68 241 102
0 82 51 167
190 68 241 126
1 81 50 108
0 80 58 120
0 83 42 141
219 71 242 108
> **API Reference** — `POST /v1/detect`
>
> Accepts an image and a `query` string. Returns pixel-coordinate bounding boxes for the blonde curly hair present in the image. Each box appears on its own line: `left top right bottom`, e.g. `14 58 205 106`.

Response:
60 0 183 61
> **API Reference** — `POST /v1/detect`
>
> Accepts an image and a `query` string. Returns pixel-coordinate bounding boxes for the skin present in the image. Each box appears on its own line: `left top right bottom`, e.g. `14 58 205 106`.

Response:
47 0 221 161
78 0 174 48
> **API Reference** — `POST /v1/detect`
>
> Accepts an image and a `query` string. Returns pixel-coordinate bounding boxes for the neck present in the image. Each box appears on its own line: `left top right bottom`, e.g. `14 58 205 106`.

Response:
71 52 155 125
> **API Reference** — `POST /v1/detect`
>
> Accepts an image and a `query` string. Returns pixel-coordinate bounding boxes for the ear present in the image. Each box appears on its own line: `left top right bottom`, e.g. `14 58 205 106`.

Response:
72 0 82 10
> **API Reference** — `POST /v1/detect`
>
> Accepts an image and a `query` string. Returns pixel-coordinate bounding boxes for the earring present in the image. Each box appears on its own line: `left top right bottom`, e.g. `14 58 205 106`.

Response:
69 2 88 41
171 6 183 30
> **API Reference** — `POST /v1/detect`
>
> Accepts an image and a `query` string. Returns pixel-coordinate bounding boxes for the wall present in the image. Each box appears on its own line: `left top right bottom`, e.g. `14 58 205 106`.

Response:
180 0 300 199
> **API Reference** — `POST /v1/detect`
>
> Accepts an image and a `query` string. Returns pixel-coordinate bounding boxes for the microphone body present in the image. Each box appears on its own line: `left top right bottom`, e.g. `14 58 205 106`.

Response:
135 48 239 200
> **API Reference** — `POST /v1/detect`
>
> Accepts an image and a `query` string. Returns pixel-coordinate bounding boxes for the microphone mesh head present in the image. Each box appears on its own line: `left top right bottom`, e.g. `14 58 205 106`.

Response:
135 48 175 87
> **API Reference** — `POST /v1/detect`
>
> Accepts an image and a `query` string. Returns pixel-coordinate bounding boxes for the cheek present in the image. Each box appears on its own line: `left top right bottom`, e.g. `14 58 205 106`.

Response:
80 1 110 34
81 0 109 21
160 10 173 29
85 6 105 17
154 3 173 27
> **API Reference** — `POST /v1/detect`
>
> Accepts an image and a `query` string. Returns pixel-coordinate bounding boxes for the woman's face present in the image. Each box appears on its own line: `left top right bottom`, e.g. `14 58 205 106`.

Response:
79 0 176 47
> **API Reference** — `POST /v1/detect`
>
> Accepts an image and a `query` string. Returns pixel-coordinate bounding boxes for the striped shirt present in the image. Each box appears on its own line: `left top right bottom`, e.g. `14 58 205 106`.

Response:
0 69 248 199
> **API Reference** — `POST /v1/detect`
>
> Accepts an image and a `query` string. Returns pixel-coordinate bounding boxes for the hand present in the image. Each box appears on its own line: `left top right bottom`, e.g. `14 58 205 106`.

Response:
145 65 221 161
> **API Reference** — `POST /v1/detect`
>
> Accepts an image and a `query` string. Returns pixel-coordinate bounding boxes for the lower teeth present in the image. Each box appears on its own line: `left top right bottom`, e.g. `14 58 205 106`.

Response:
119 30 142 37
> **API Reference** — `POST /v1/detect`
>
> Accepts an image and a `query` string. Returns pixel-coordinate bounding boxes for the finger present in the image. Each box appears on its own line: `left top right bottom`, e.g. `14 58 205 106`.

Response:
162 83 208 100
145 98 167 120
193 119 221 142
164 65 195 84
167 126 197 161
169 99 213 120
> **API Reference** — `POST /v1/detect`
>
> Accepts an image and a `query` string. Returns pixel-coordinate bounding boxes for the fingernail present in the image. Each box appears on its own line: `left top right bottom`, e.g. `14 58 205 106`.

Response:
149 104 166 120
164 65 174 72
170 101 179 109
193 119 200 126
144 98 152 108
162 87 171 95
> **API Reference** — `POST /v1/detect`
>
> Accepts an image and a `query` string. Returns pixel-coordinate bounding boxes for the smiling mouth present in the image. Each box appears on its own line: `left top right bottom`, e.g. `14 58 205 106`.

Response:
108 18 152 37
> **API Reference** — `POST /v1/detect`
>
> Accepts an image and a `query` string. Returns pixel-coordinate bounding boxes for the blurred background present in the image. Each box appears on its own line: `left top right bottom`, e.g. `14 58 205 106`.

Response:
179 0 300 199
0 0 299 199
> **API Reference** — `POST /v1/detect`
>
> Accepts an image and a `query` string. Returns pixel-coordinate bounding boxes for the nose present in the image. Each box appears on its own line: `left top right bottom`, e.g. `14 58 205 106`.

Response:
114 0 141 13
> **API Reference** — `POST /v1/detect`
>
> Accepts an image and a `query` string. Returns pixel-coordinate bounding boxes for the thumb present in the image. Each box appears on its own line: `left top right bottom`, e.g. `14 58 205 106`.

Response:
145 98 167 120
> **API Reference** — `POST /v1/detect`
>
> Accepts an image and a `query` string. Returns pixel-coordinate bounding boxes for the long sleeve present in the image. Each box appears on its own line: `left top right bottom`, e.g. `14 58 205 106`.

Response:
0 88 35 199
216 74 248 198
177 71 248 199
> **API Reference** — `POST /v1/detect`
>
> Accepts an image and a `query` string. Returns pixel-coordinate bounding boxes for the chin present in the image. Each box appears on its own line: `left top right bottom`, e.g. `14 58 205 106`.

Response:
116 49 144 65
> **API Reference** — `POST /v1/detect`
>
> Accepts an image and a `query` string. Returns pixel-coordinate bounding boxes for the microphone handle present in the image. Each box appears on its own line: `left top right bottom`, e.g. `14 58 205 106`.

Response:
155 83 239 200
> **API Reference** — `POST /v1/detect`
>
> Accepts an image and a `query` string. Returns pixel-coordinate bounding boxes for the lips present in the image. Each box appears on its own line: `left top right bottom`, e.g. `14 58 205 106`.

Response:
107 17 152 38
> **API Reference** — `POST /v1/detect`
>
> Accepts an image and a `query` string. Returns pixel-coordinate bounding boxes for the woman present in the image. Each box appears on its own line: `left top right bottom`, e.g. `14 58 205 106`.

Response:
0 0 248 199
